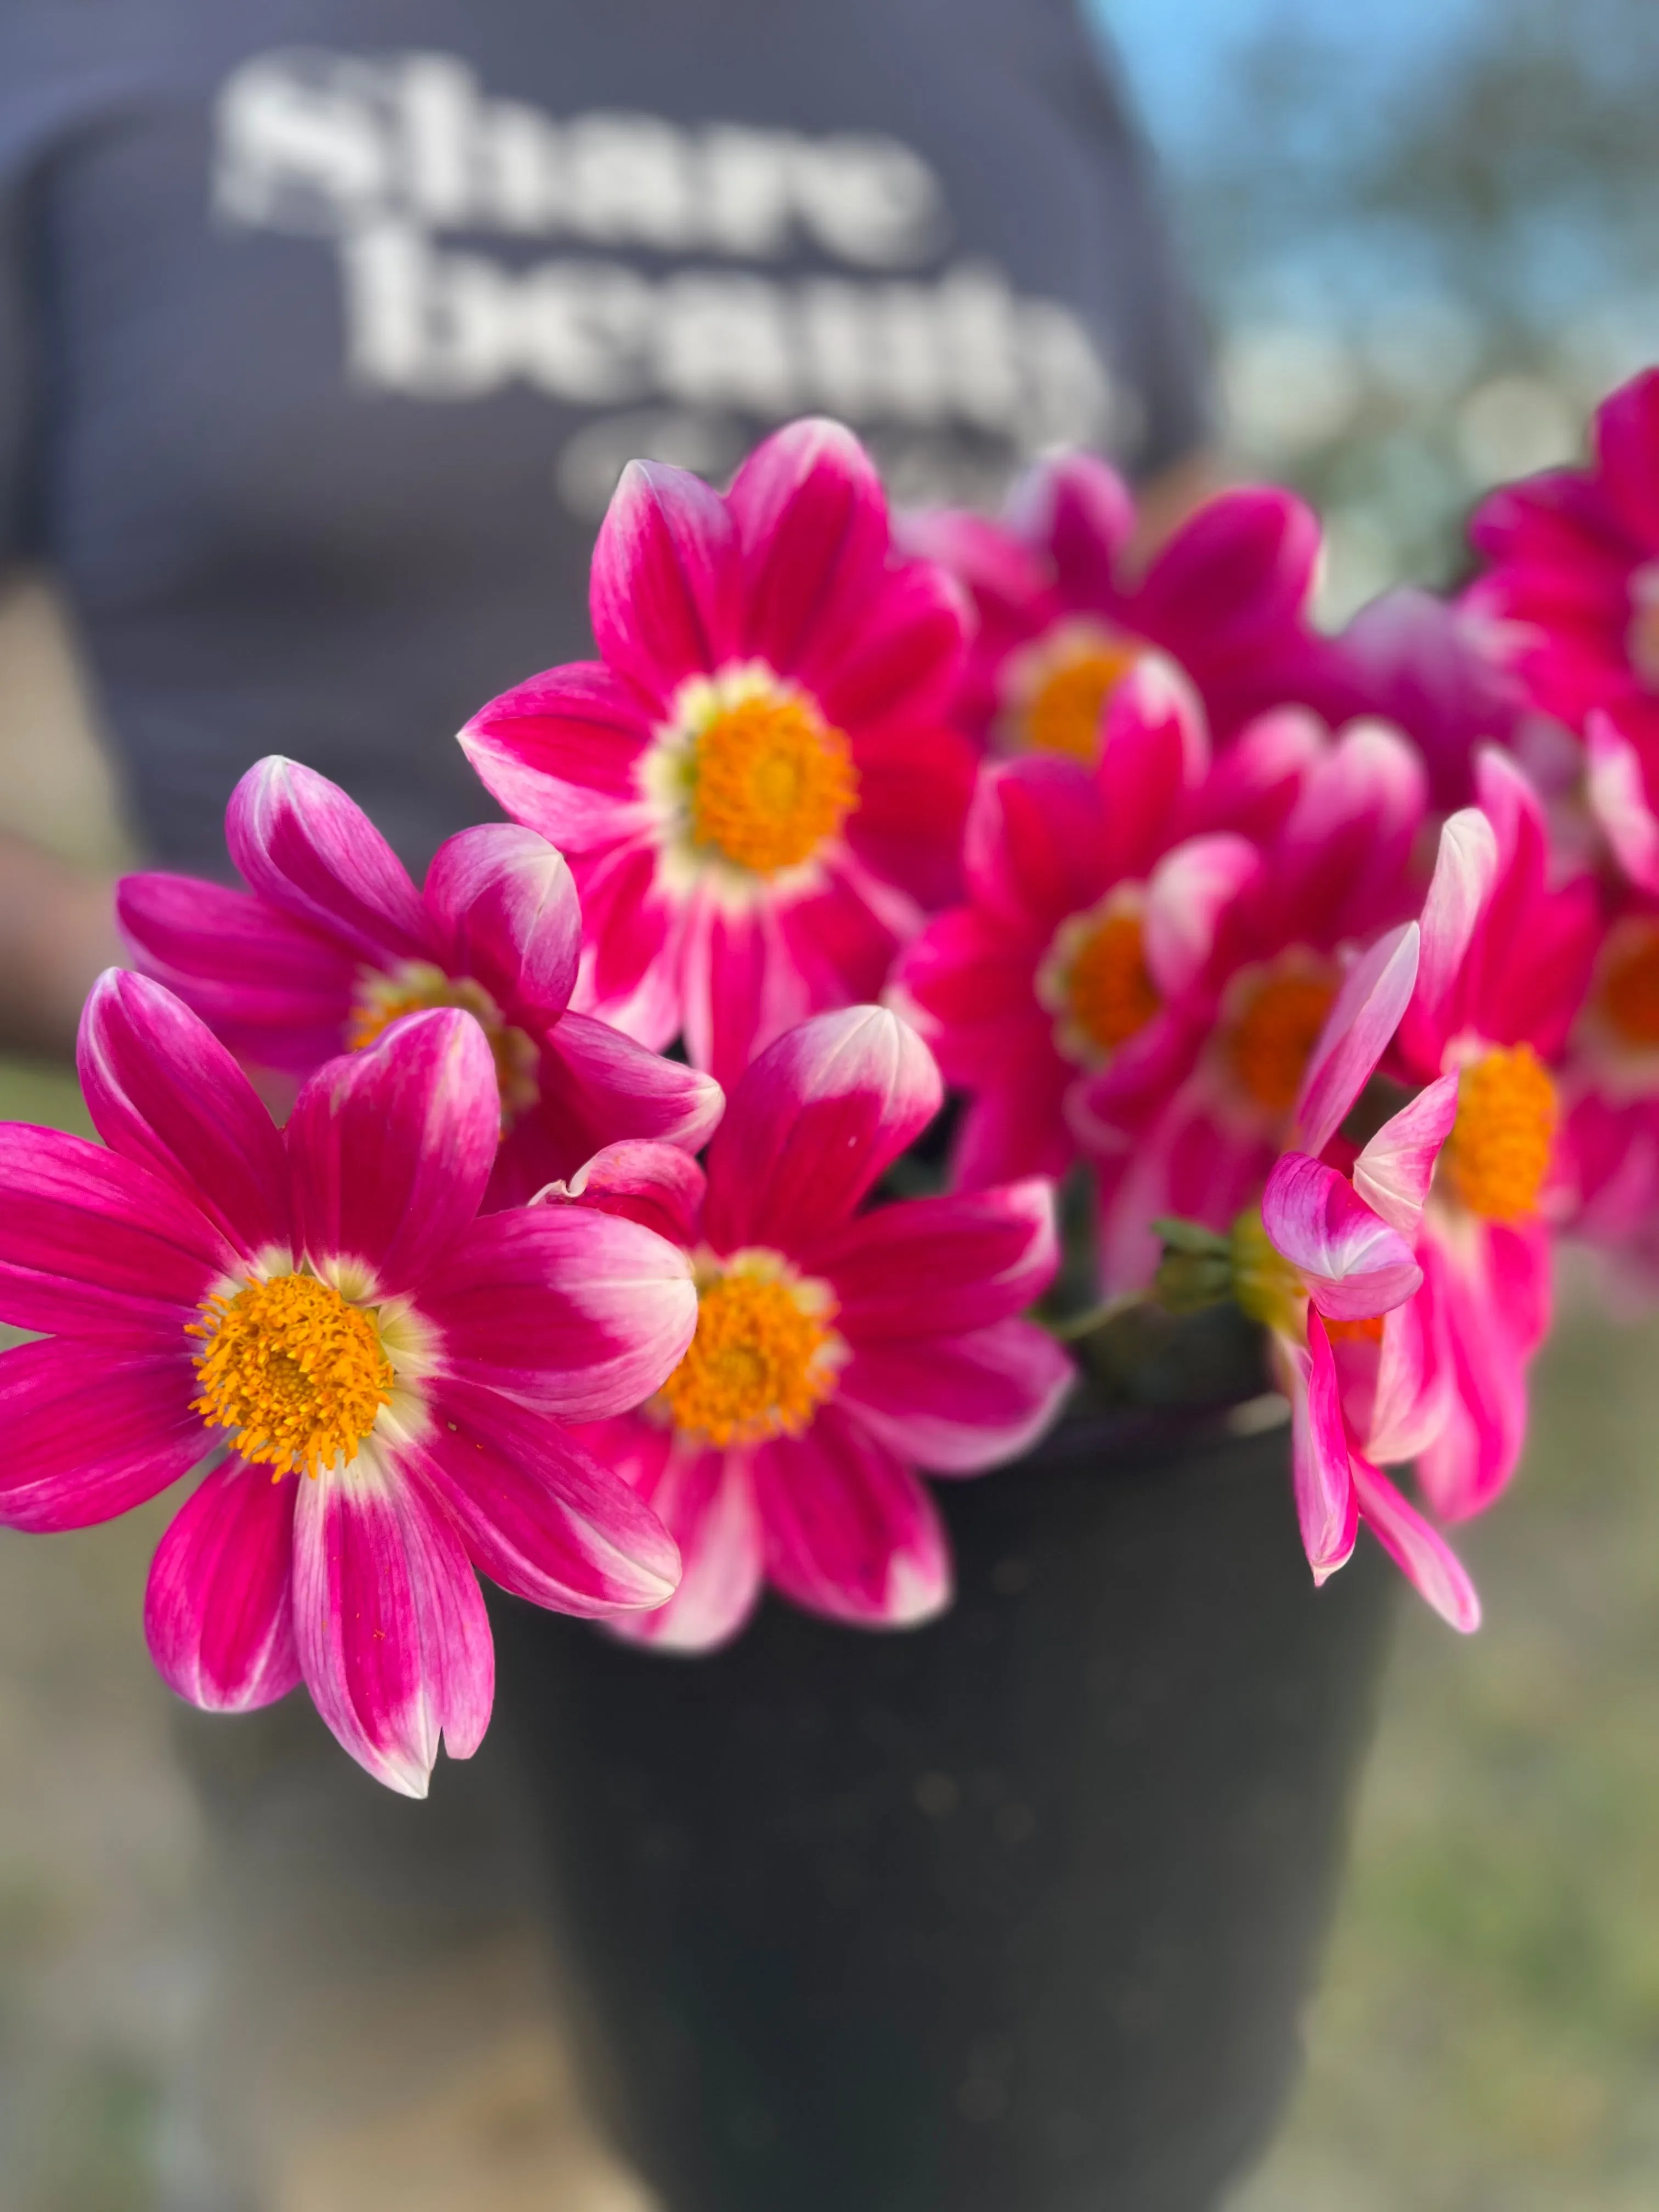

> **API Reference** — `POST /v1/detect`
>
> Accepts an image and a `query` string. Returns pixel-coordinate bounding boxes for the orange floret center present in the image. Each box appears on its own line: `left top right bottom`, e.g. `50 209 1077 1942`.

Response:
1020 639 1146 763
1443 1043 1557 1222
659 1256 840 1449
1226 966 1338 1116
189 1272 393 1478
1064 908 1161 1058
347 962 540 1128
689 691 859 876
1598 924 1659 1047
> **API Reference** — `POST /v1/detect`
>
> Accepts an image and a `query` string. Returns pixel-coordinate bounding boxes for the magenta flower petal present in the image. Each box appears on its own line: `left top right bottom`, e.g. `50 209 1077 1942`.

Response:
753 1404 952 1628
1586 710 1659 893
590 459 741 698
1142 833 1260 999
1364 1289 1454 1468
1291 922 1420 1161
117 871 359 1068
1263 1152 1422 1321
961 754 1108 933
0 1122 234 1340
1351 1457 1481 1634
1008 450 1136 605
1282 1314 1359 1582
421 1204 696 1421
1402 806 1498 1066
541 1138 708 1247
1414 1222 1539 1522
460 663 654 853
1594 364 1659 545
727 417 888 680
78 970 290 1259
1097 657 1207 882
1353 1072 1461 1241
0 1338 204 1532
414 1383 680 1617
804 1180 1059 1339
837 1317 1074 1474
227 757 428 967
530 1010 723 1184
592 1422 765 1654
1136 486 1320 643
702 1006 942 1252
144 1455 301 1710
287 1009 499 1295
812 555 967 732
292 1454 494 1796
421 824 581 1031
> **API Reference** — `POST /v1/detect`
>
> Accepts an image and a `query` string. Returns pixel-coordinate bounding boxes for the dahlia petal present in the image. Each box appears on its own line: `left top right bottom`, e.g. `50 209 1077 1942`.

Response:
573 837 682 1045
1353 1072 1461 1242
1281 1316 1359 1582
804 1180 1059 1339
1143 833 1259 998
1587 711 1659 893
460 663 654 853
421 825 580 1029
1292 922 1421 1161
837 1317 1074 1474
588 1420 765 1652
78 970 290 1258
1008 450 1136 606
1262 1152 1422 1321
811 554 967 732
961 754 1108 933
948 1046 1076 1190
414 1382 680 1616
533 1010 723 1180
727 418 888 680
1351 1456 1481 1634
701 1005 943 1251
1135 486 1320 642
293 1446 494 1795
679 894 804 1097
900 503 1052 614
0 1123 235 1340
288 1009 499 1295
752 1404 952 1628
844 719 977 911
0 1337 205 1532
420 1204 696 1420
1413 1221 1532 1521
117 872 358 1067
144 1455 301 1711
1265 722 1425 946
1403 804 1500 1067
227 757 428 967
1364 1284 1455 1468
590 459 741 697
1189 707 1324 844
537 1136 707 1245
778 858 909 1011
1594 365 1659 547
1097 656 1209 881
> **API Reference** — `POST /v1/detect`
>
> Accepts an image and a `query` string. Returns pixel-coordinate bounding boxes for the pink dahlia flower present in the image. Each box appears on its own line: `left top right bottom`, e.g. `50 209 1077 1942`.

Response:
1466 369 1659 886
460 419 976 1094
894 658 1310 1190
1251 923 1478 1629
0 972 697 1793
902 450 1328 759
551 1006 1073 1652
1077 714 1430 1289
1391 754 1601 1520
119 758 721 1209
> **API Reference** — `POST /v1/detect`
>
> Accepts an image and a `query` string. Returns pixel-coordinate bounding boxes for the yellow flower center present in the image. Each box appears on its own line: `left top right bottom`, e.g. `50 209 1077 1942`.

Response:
1629 562 1659 691
1224 962 1339 1117
1019 639 1147 762
1596 923 1659 1048
658 1254 842 1449
1230 1206 1305 1338
1040 896 1161 1068
189 1272 393 1478
347 962 540 1129
1442 1043 1557 1222
686 688 859 877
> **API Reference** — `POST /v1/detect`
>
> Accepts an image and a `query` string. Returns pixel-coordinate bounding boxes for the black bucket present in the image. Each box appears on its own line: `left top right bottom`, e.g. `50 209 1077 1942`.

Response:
493 1410 1394 2212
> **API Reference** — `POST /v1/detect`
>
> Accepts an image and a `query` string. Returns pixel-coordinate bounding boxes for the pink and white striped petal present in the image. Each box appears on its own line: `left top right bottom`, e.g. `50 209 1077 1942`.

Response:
421 824 582 1030
287 1009 499 1295
1262 1152 1423 1321
1291 923 1420 1162
1363 1286 1455 1469
1143 833 1260 999
753 1406 952 1629
291 1451 494 1797
538 1138 708 1248
537 1009 723 1172
1352 1072 1461 1241
460 663 656 854
590 460 742 699
594 1423 767 1653
79 970 290 1260
145 1455 301 1710
1401 805 1498 1067
227 757 428 968
836 1318 1074 1474
1586 711 1659 893
0 1338 205 1532
702 1006 942 1252
1280 1315 1359 1583
1351 1457 1481 1633
727 417 889 681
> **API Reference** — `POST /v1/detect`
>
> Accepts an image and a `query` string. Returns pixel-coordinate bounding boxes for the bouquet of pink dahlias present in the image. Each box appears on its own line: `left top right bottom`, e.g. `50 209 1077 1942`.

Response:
14 399 1659 1805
